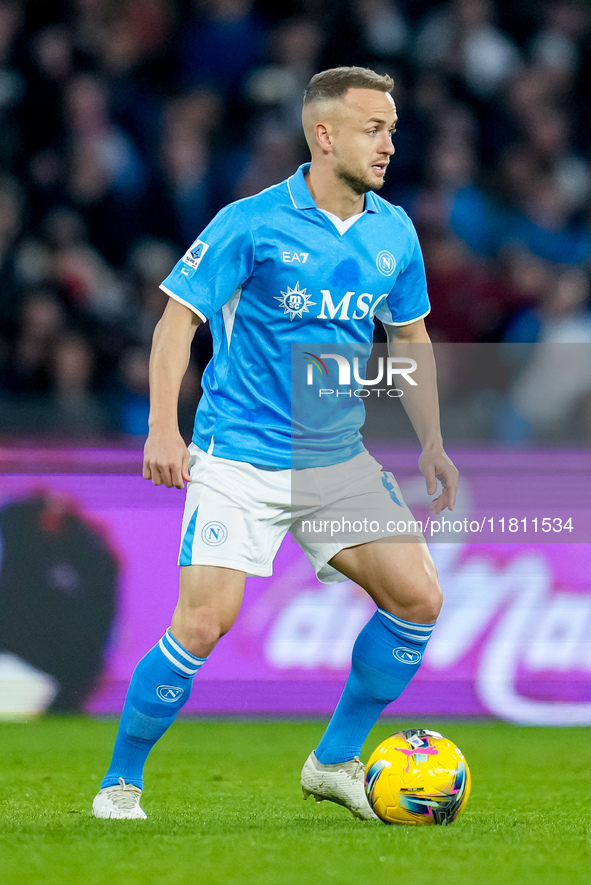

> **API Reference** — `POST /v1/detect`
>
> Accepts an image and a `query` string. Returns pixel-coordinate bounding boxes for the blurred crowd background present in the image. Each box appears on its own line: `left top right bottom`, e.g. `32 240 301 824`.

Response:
0 0 591 443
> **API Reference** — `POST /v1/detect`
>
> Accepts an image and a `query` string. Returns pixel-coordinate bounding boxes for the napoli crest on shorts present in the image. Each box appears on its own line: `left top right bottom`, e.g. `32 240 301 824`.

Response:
157 685 184 702
376 250 396 276
201 521 228 546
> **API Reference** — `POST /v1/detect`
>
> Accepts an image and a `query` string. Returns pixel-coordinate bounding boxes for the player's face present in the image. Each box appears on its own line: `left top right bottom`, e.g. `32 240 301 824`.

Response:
332 89 397 195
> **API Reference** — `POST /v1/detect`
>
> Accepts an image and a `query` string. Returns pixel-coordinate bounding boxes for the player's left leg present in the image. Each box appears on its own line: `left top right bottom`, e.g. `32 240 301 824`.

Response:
314 538 440 763
301 538 440 819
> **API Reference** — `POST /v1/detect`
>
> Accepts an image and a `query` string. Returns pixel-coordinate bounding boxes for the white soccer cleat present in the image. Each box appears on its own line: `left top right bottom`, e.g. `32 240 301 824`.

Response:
300 751 379 821
92 778 147 820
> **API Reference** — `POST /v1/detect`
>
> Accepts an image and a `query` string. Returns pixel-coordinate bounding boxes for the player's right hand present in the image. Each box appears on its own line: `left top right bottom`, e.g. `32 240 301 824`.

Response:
143 429 191 489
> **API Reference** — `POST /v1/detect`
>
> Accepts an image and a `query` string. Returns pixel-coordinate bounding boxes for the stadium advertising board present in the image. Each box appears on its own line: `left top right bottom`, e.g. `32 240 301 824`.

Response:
0 448 589 725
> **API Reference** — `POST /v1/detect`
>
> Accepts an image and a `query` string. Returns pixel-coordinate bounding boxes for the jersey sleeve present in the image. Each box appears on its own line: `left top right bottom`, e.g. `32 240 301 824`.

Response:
374 221 431 326
159 204 255 321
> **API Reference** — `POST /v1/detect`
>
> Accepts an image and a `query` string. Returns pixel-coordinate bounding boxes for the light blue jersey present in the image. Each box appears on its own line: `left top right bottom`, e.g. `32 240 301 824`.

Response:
160 163 430 467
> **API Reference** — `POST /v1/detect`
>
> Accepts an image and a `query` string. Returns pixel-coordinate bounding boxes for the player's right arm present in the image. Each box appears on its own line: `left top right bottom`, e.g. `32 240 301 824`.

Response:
147 202 254 488
143 297 202 489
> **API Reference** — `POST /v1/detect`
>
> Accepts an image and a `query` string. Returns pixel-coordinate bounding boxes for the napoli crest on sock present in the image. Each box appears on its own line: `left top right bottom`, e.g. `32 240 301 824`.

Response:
156 685 185 702
393 647 422 664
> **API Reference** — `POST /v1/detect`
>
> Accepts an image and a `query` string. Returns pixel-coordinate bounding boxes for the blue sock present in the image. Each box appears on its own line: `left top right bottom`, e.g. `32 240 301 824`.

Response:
315 609 435 764
101 629 206 789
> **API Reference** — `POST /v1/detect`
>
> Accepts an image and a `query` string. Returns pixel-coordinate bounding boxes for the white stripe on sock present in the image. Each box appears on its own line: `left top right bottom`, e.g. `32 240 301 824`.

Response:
158 639 200 676
379 609 435 633
165 629 207 666
396 630 432 643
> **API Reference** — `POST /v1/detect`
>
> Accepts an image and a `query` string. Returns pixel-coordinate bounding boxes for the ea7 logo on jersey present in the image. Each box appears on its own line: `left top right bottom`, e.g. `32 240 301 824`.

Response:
282 251 309 263
181 240 209 273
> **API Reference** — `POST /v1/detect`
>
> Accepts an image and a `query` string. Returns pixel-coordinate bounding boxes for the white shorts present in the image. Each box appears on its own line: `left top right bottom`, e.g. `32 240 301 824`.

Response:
179 445 424 584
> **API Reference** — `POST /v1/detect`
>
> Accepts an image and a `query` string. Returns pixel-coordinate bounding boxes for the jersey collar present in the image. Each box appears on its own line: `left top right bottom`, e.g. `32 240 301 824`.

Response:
287 163 380 213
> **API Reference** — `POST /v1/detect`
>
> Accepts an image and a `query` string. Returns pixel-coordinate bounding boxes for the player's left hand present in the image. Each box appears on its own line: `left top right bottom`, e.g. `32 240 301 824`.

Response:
419 446 458 513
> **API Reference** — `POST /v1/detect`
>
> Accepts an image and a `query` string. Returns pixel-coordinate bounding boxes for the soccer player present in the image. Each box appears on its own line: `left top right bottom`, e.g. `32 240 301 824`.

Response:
93 67 457 821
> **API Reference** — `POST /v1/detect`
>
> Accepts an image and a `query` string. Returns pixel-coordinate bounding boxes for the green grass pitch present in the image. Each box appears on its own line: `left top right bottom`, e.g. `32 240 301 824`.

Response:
1 717 590 885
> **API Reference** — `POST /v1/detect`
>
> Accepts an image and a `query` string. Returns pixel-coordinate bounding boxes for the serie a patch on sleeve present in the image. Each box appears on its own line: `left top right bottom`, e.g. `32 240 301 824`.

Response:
181 240 209 274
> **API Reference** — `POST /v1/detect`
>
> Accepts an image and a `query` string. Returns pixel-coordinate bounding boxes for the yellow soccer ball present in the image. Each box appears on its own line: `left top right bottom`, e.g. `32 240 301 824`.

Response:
365 728 471 825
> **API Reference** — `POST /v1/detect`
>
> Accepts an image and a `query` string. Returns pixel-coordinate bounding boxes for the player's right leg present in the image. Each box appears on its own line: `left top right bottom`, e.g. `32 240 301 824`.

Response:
93 445 291 819
92 565 245 819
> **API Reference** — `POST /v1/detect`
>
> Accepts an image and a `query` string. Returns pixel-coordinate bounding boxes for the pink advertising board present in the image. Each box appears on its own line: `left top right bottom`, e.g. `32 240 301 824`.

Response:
0 446 590 724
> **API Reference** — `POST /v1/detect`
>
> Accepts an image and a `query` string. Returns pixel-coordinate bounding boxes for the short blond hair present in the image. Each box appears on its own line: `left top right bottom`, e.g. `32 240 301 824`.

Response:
303 67 394 106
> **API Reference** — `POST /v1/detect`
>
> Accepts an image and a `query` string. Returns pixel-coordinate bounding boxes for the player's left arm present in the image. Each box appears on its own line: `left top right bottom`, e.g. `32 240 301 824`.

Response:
385 318 458 513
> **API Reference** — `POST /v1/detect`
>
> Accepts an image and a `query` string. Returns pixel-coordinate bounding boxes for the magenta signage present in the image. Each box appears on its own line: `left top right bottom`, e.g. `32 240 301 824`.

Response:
0 447 590 724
